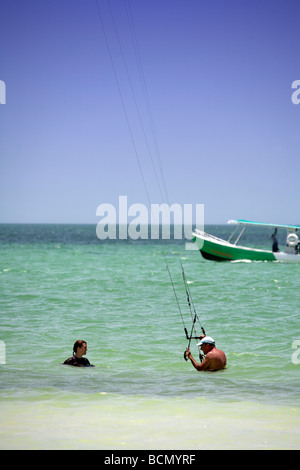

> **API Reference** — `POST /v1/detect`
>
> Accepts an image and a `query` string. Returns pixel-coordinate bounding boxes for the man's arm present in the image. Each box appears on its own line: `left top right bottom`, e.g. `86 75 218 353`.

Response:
185 348 207 371
185 348 215 371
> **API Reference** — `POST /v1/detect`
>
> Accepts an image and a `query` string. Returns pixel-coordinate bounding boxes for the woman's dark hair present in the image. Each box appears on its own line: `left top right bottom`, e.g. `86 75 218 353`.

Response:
73 340 87 354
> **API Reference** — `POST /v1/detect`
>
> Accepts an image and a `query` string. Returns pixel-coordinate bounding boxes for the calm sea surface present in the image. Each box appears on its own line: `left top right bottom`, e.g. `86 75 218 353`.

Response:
0 224 299 449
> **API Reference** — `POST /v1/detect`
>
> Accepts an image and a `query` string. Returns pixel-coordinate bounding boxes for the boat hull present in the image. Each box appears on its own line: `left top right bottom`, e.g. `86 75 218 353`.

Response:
192 231 300 262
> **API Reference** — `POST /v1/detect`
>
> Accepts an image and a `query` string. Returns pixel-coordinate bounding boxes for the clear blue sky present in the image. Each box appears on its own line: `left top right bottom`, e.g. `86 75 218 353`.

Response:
0 0 299 225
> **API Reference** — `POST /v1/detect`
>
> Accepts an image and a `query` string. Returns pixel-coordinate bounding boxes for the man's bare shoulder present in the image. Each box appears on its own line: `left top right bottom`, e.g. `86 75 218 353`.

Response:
202 348 226 370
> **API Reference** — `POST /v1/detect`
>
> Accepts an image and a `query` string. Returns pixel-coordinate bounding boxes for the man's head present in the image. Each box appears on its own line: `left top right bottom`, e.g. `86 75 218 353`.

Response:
197 336 215 353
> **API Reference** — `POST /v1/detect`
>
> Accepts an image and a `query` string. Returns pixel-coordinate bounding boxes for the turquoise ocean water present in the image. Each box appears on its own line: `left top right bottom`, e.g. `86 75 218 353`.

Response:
0 224 299 449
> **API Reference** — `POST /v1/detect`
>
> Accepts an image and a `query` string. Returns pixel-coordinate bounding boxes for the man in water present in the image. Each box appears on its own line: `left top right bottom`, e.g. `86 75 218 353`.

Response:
271 228 279 252
185 336 226 371
63 340 94 367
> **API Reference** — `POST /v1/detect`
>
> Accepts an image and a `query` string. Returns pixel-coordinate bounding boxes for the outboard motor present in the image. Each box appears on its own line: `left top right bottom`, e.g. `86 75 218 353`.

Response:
285 232 299 254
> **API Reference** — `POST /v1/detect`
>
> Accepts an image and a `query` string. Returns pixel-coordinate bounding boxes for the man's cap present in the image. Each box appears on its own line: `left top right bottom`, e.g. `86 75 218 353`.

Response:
197 336 215 346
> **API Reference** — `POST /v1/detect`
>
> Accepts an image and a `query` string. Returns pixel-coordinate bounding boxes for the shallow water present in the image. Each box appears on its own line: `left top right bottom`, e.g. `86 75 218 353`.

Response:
0 224 299 449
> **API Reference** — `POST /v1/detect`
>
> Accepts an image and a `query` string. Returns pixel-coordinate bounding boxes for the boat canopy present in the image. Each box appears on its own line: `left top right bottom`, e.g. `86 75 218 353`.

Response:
227 219 300 230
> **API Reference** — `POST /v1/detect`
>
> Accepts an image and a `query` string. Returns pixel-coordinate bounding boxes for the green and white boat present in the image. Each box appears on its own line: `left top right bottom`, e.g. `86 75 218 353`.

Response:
192 219 300 262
